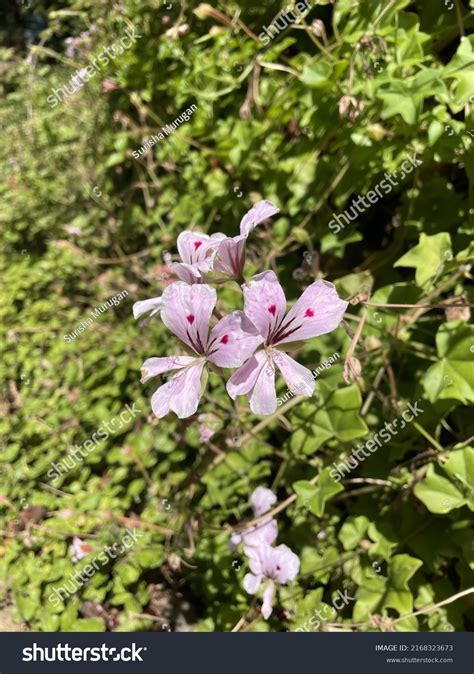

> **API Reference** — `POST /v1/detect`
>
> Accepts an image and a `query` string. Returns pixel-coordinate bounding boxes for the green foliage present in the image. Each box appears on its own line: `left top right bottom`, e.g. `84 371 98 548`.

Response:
1 0 473 633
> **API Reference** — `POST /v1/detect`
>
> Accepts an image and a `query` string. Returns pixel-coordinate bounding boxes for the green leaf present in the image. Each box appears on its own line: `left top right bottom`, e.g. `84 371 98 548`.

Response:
422 322 474 404
338 516 369 550
414 447 474 513
394 232 452 289
69 617 106 632
378 92 418 125
300 61 333 88
115 563 141 585
384 554 423 615
289 385 368 455
293 468 343 517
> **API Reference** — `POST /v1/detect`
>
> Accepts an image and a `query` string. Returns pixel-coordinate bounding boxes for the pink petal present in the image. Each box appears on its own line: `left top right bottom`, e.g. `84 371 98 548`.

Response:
251 486 277 516
272 350 315 397
243 573 262 595
161 283 216 354
177 231 224 266
243 271 287 341
214 236 246 277
248 352 278 415
261 581 275 620
271 544 300 584
150 361 205 419
171 262 204 284
229 533 242 550
140 356 196 384
133 296 162 320
273 280 348 345
227 350 277 415
242 519 278 549
239 200 280 238
207 312 263 368
245 545 265 576
226 352 266 399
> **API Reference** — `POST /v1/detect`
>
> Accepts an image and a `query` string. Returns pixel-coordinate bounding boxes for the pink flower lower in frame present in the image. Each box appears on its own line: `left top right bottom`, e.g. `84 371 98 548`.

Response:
227 270 348 415
140 283 262 419
243 543 300 619
214 200 280 279
69 537 93 563
230 486 278 551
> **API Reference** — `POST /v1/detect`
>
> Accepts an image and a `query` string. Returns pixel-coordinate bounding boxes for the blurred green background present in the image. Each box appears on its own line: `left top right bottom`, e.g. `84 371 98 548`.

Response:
1 0 473 632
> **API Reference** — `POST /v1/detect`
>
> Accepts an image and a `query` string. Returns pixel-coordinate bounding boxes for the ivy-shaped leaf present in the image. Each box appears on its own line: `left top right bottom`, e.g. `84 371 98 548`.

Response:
289 384 368 455
293 468 344 517
414 447 474 513
422 322 474 404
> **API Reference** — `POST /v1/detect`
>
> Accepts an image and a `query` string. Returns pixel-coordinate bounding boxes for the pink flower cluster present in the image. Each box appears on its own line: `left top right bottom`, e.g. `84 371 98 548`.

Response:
232 486 299 620
134 201 348 418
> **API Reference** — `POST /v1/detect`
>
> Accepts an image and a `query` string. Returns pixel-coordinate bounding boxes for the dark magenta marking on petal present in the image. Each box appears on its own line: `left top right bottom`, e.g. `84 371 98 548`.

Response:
220 335 229 344
268 304 277 316
305 308 314 317
186 314 195 324
194 241 202 249
276 565 281 571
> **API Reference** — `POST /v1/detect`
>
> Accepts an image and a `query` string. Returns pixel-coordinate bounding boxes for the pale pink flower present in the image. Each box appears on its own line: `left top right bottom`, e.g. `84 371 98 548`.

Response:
214 201 280 279
69 537 93 563
243 543 300 619
230 486 278 550
101 80 118 91
227 271 348 415
171 232 225 284
141 283 262 419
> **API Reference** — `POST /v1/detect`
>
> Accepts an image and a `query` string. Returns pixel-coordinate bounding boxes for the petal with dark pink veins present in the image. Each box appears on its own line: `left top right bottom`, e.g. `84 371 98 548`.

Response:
274 280 348 345
207 311 263 368
161 282 215 354
176 231 224 266
214 236 246 277
243 270 287 341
